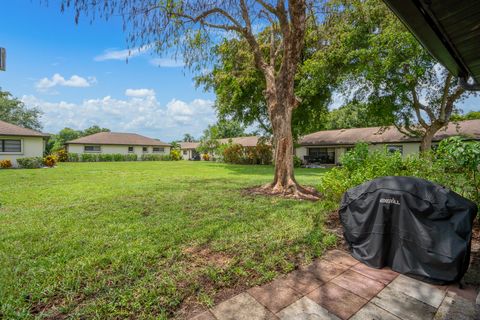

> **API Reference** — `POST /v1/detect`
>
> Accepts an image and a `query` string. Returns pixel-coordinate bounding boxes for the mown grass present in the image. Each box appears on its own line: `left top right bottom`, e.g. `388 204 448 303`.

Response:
0 161 335 319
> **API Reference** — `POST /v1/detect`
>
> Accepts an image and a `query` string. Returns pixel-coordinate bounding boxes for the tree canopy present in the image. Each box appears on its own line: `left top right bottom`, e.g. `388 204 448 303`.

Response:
451 111 480 121
46 125 111 153
182 133 196 142
0 89 42 130
324 0 475 151
201 119 246 140
195 21 341 139
326 101 394 130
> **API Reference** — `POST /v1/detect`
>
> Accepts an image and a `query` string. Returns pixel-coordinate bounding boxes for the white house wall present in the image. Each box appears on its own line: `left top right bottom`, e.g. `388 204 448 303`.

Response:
68 144 170 156
0 136 45 167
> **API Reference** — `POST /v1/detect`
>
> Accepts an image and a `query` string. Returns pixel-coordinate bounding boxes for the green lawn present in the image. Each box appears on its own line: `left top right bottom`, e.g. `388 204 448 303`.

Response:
0 161 335 319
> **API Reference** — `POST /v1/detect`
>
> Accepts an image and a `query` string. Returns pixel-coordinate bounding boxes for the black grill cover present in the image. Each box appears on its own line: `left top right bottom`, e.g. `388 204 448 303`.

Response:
339 176 478 284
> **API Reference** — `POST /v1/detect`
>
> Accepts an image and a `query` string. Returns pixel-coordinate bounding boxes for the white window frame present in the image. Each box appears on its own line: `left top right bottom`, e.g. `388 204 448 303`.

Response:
0 138 23 154
152 147 164 153
84 145 101 153
128 146 134 153
142 146 149 153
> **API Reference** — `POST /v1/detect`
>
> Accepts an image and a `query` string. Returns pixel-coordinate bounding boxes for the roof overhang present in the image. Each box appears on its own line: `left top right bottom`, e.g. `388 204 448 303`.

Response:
383 0 480 89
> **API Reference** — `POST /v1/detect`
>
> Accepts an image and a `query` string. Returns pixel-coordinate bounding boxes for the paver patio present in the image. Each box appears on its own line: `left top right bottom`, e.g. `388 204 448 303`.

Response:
190 249 480 320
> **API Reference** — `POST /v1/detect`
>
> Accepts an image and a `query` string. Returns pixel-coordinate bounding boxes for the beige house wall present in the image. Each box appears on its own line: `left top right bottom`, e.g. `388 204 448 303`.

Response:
67 144 170 156
181 149 195 160
296 142 423 165
0 136 45 167
369 143 420 157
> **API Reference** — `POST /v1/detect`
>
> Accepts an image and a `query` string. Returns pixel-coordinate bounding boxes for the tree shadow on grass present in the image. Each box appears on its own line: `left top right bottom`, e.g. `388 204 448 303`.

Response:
218 163 330 178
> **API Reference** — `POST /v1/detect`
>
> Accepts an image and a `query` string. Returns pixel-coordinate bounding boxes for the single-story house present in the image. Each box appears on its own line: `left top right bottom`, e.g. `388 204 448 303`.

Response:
179 136 266 160
0 119 49 167
296 119 480 165
179 142 201 160
66 132 171 156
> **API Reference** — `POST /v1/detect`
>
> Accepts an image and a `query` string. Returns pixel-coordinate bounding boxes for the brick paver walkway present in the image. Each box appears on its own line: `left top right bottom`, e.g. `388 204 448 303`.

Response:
190 250 480 320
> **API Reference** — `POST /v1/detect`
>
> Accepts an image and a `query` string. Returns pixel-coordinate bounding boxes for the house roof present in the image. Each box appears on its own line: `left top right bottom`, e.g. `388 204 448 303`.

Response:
383 0 480 85
0 119 49 137
179 136 267 149
67 132 170 146
179 142 200 149
298 120 480 146
217 136 266 147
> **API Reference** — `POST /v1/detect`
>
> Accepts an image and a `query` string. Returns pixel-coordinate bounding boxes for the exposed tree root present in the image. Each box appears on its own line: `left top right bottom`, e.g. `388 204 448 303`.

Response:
244 181 321 201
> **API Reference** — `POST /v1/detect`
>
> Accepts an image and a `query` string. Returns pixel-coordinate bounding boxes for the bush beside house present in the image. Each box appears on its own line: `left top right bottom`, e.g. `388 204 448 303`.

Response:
65 151 182 162
16 157 44 169
0 160 12 169
221 141 273 165
319 137 480 206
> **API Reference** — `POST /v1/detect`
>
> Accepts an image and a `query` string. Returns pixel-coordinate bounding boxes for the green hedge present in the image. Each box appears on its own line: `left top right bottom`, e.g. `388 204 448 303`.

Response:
67 153 175 162
140 154 171 161
67 153 138 162
319 138 480 206
17 157 44 169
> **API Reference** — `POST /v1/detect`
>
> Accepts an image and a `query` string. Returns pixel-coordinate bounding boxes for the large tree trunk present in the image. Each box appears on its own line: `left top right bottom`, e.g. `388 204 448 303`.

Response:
419 122 444 153
246 0 318 200
256 78 320 200
270 99 296 192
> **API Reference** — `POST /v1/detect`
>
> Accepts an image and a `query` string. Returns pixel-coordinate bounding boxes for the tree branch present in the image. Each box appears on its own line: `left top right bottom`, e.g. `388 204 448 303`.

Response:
411 88 429 129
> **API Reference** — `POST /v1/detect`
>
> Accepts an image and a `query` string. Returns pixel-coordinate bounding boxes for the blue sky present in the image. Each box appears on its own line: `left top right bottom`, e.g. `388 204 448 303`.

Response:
0 1 478 142
0 1 216 141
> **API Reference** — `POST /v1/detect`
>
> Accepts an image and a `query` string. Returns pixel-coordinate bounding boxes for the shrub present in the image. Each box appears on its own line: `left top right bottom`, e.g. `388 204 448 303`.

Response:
81 153 97 162
222 141 273 165
112 154 124 162
125 154 138 161
141 154 171 161
319 139 480 206
98 154 112 162
56 149 68 162
68 153 80 162
253 142 273 165
202 153 210 161
17 157 43 169
0 159 12 169
223 144 244 164
293 155 302 168
170 149 182 161
43 155 57 167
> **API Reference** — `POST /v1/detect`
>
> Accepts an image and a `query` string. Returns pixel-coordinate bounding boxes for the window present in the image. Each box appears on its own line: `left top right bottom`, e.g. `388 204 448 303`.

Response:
84 145 101 153
387 145 403 155
307 147 335 164
142 146 148 153
128 146 134 153
183 150 188 155
0 139 21 153
153 147 164 153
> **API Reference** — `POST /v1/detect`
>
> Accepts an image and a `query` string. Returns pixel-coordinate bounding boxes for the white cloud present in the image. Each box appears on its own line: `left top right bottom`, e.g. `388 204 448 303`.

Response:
149 58 184 68
125 88 156 98
94 45 184 68
21 93 215 141
94 45 151 61
36 74 96 91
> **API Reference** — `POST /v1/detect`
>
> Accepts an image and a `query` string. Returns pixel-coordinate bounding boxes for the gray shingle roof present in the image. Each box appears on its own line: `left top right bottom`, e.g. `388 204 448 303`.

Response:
67 132 170 146
179 136 268 150
298 120 480 146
